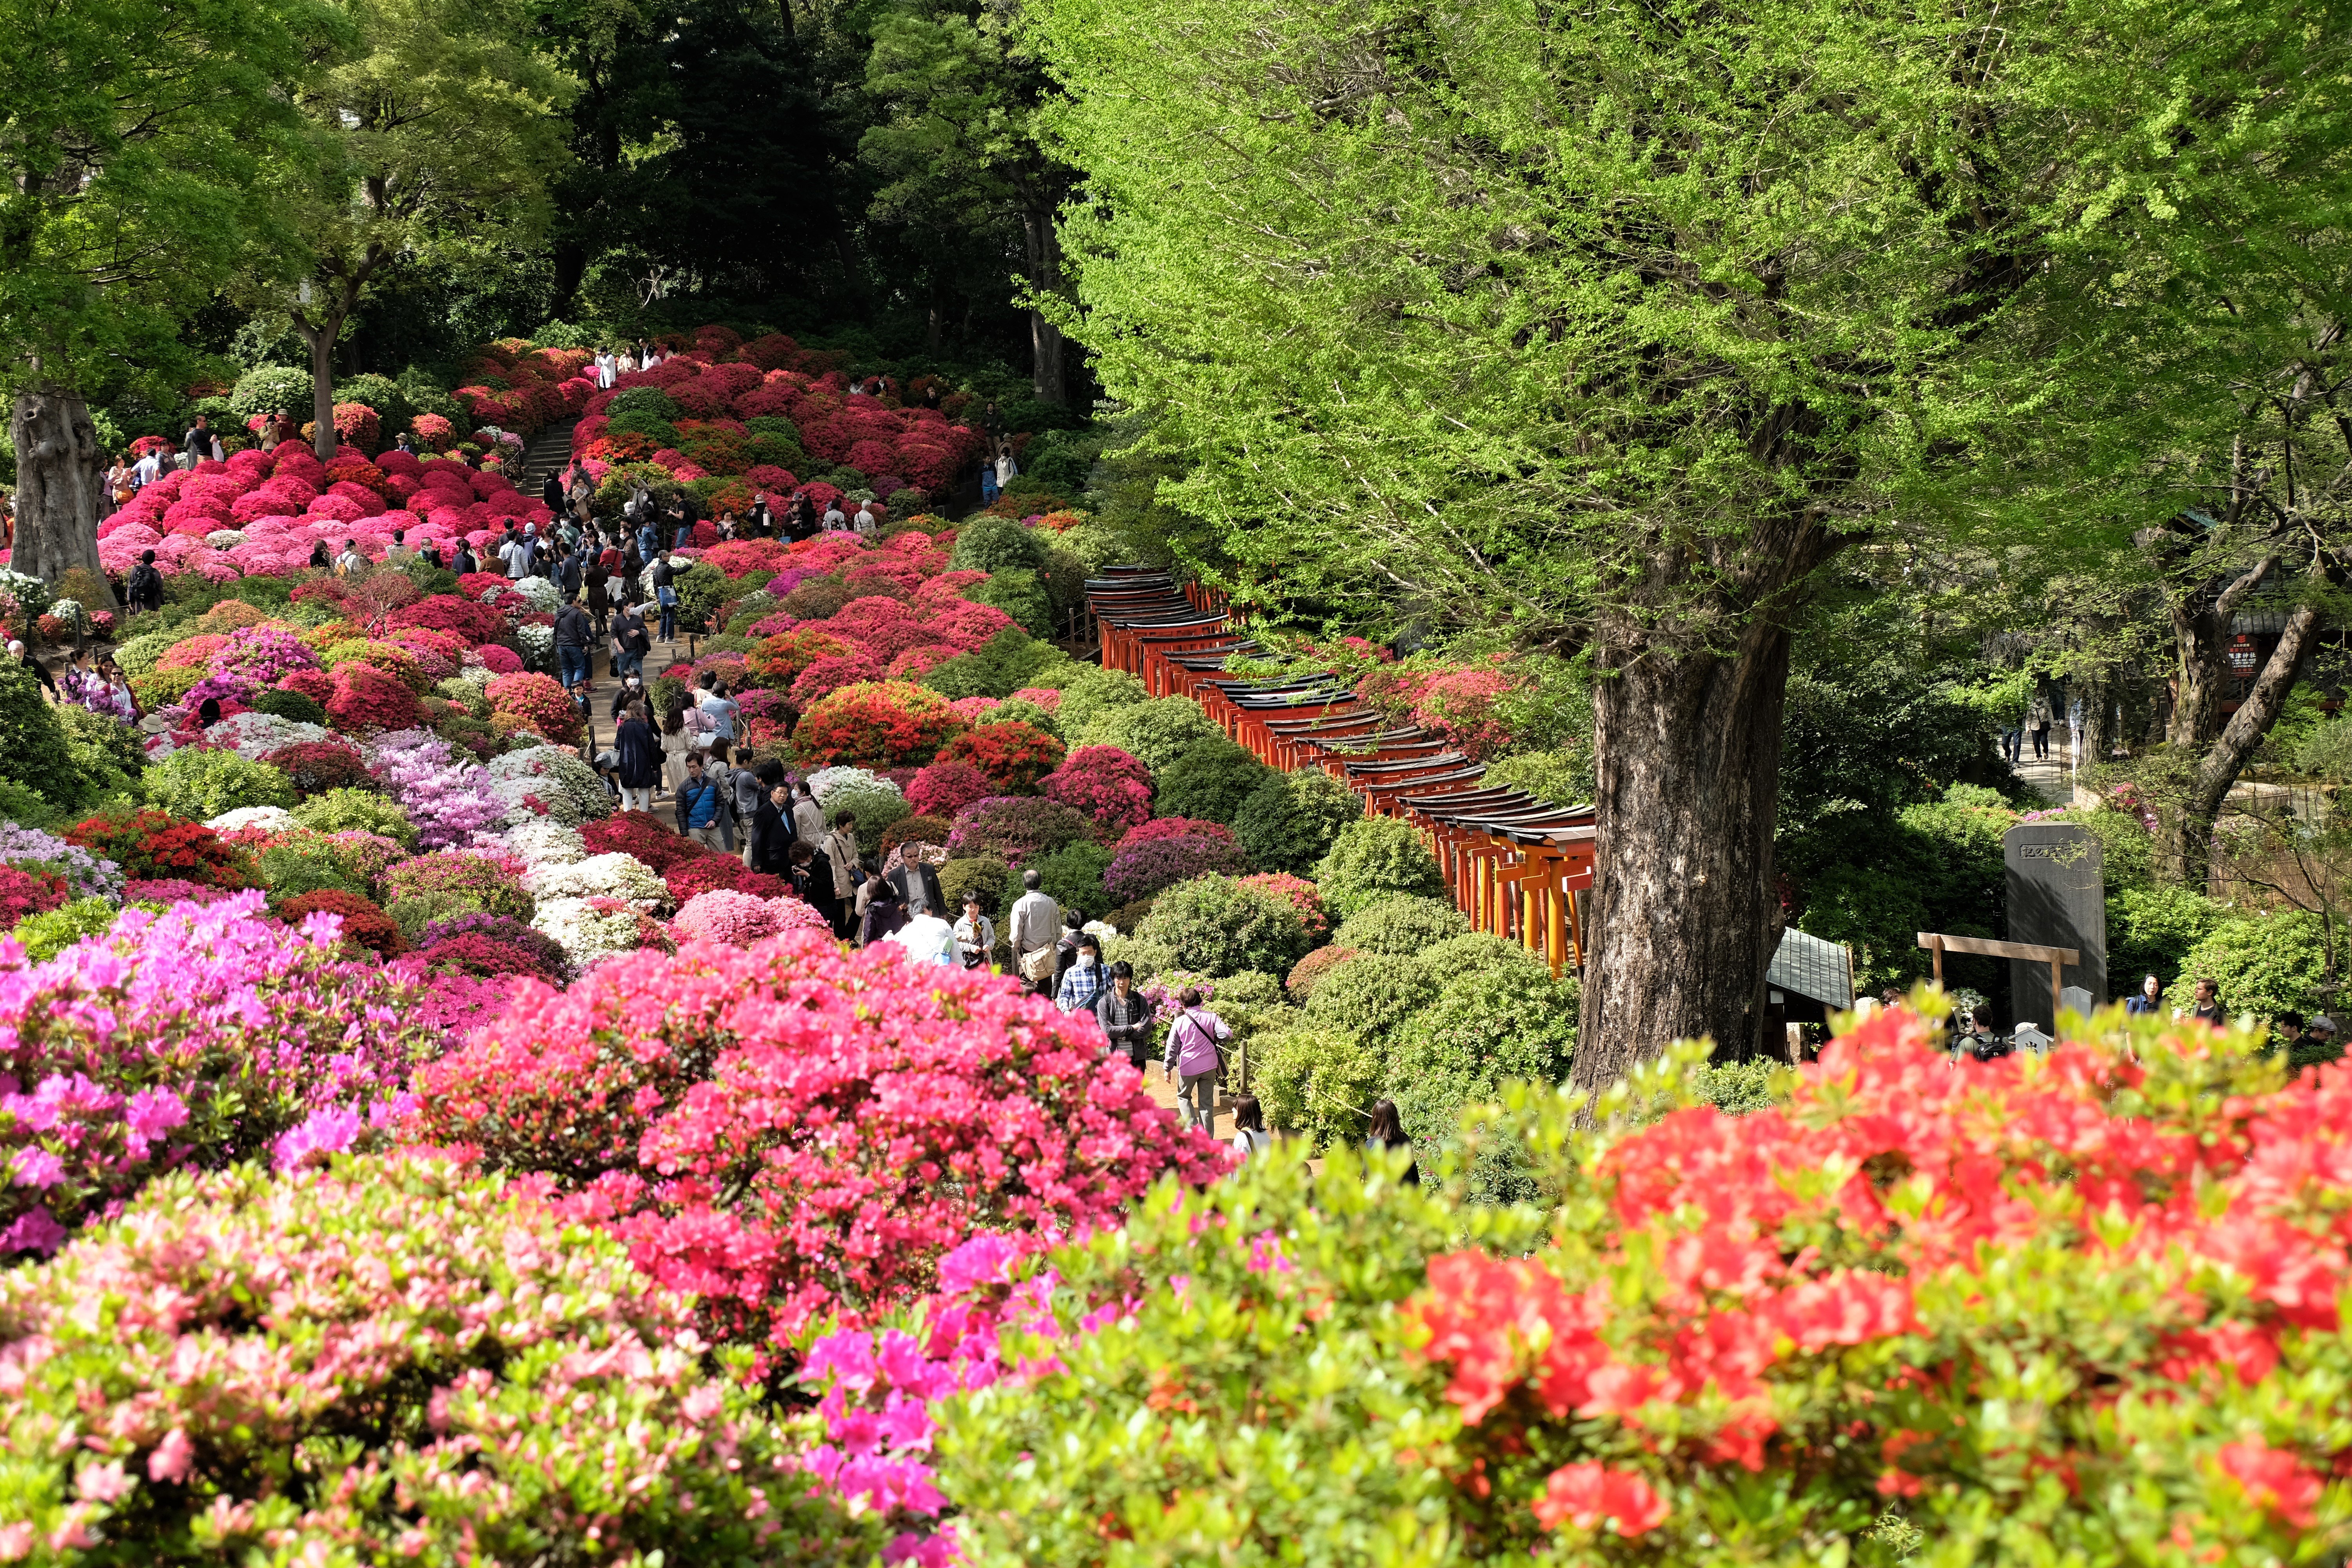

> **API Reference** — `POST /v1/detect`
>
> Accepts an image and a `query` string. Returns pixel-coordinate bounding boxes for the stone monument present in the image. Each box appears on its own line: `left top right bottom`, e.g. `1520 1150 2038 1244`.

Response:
2004 822 2105 1023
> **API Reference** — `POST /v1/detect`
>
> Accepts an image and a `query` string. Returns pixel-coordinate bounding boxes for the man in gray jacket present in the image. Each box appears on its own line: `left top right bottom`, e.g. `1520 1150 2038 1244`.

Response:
1007 869 1062 997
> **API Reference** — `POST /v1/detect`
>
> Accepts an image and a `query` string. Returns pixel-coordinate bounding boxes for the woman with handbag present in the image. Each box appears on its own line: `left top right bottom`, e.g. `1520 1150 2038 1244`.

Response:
1162 988 1231 1135
953 893 996 971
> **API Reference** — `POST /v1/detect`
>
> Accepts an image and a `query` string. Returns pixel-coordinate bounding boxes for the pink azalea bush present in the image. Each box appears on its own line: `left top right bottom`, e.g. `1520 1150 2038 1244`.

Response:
0 1156 877 1563
0 891 425 1254
407 929 1230 1348
1040 745 1154 841
669 889 831 946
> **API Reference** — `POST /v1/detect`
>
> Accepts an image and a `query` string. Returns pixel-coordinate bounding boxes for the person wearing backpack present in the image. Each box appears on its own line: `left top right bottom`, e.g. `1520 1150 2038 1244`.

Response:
677 754 726 850
1163 987 1231 1134
124 550 164 616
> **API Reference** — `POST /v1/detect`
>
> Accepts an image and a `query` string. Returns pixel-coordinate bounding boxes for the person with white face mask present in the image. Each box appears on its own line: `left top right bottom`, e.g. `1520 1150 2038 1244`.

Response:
1055 934 1107 1014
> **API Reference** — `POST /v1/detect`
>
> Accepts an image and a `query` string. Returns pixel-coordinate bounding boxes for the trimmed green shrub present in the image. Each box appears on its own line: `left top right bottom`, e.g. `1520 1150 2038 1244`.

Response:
984 697 1060 737
604 409 681 449
1312 816 1446 919
921 630 1074 702
57 705 144 806
0 779 65 830
251 688 330 727
1132 873 1310 978
2108 883 2230 993
1692 1057 1785 1115
227 364 310 421
1388 958 1577 1197
1032 839 1115 920
11 897 118 960
1300 952 1439 1048
0 659 74 805
940 855 1011 918
2163 911 2333 1031
826 786 913 842
603 386 681 422
1232 767 1363 877
144 747 296 821
1153 736 1273 825
970 569 1053 639
290 788 419 851
671 561 731 634
1054 666 1150 742
1086 696 1223 773
948 515 1049 575
258 842 371 903
1333 893 1470 956
113 629 179 678
1255 1026 1385 1147
434 677 492 719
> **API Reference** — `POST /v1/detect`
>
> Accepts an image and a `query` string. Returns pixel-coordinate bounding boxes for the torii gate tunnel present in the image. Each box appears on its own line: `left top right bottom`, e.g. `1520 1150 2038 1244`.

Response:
1084 568 1593 976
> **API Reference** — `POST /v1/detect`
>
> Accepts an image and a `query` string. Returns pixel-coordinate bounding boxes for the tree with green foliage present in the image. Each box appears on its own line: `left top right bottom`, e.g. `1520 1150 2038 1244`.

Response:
273 0 574 458
862 0 1072 403
1023 0 2350 1084
0 0 327 579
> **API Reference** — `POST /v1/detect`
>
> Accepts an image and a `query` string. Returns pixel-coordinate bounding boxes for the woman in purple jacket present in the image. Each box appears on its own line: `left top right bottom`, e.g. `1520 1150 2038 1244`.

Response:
1162 987 1231 1134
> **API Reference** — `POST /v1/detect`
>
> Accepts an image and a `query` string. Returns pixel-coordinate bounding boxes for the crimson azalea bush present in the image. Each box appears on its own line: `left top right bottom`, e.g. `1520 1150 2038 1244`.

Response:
408 911 570 984
65 810 254 889
1240 870 1332 941
583 809 710 874
0 891 422 1255
486 670 584 747
1103 833 1250 904
273 888 405 958
937 720 1066 794
0 865 68 928
794 680 964 769
324 663 426 734
664 853 796 906
259 739 372 798
945 795 1099 864
907 759 996 820
406 930 1228 1349
0 1156 879 1564
1039 745 1153 840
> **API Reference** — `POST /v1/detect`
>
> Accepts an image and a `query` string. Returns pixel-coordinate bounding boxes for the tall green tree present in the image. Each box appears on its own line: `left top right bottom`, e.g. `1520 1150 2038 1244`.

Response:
0 0 329 580
1023 0 2348 1078
864 0 1071 402
275 0 574 457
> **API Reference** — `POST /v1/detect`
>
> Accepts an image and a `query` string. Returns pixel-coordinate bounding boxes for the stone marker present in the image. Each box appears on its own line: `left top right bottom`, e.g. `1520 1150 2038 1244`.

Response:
2004 823 2105 1016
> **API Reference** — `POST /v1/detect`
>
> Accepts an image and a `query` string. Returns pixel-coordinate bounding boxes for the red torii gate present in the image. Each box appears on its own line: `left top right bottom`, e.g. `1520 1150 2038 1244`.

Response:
1084 571 1595 974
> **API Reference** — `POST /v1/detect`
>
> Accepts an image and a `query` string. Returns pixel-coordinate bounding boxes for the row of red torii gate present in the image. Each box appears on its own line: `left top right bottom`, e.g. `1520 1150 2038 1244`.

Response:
1085 568 1592 976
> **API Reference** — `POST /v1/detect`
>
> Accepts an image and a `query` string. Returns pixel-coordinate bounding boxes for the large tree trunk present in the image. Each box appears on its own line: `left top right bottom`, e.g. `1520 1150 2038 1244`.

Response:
9 387 108 583
2164 553 2274 750
1022 204 1068 406
1573 613 1803 1090
2157 599 2329 886
305 319 341 461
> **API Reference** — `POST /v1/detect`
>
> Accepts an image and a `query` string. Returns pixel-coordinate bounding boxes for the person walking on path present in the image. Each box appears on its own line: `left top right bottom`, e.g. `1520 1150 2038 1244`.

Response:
822 813 861 938
1163 987 1230 1134
1230 1097 1271 1161
789 840 843 931
749 769 795 875
1008 869 1061 996
1363 1099 1420 1185
953 892 996 971
614 702 661 812
2029 690 2054 761
611 603 651 681
731 749 767 864
1093 961 1154 1070
1056 933 1107 1014
554 593 593 693
659 705 694 800
678 755 726 850
650 550 679 642
791 782 828 846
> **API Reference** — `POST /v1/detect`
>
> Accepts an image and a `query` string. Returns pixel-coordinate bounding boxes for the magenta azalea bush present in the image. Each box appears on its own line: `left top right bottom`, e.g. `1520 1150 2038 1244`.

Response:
0 892 425 1254
1103 833 1250 904
1040 745 1153 840
368 728 507 849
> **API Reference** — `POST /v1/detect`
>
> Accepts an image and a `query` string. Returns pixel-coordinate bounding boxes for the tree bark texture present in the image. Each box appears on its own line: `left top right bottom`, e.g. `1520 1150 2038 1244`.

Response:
2158 598 2330 886
2164 555 2272 750
1574 607 1806 1091
305 321 341 462
9 387 108 583
1022 205 1068 406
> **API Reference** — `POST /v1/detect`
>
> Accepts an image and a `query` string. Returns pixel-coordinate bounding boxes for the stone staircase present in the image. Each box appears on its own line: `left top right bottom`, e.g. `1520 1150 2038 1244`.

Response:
517 419 581 500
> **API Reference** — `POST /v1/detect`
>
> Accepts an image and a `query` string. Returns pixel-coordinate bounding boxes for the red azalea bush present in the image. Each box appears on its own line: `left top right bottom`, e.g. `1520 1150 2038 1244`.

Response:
745 627 852 690
1103 834 1250 904
945 795 1100 864
276 667 336 704
408 911 570 984
387 593 506 644
0 864 70 926
273 889 405 958
406 931 1229 1347
407 929 547 980
789 651 886 706
662 854 795 906
324 664 426 735
793 680 964 769
1119 815 1237 852
66 810 255 889
474 643 524 675
260 740 373 798
485 671 584 747
906 759 996 820
1040 745 1155 842
936 720 1066 794
1399 1009 2352 1562
581 810 710 875
1240 871 1331 941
